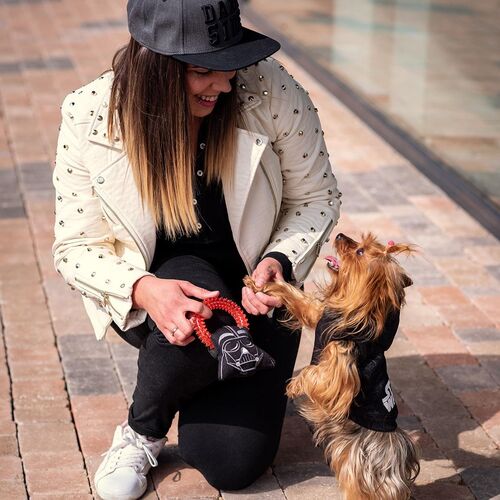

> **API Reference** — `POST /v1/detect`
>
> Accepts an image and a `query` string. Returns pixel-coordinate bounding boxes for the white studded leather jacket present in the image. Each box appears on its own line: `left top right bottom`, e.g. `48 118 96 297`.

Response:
52 57 341 340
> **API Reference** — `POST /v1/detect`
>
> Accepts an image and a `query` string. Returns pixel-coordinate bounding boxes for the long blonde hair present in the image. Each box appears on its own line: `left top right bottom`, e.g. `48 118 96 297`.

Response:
108 38 239 239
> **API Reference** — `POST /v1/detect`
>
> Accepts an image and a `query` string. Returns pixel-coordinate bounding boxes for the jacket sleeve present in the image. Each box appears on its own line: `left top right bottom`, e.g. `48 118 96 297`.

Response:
261 61 341 283
52 93 153 332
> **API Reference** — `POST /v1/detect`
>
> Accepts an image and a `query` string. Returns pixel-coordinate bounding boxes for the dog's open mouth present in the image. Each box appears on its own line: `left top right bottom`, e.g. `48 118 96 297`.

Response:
325 255 340 271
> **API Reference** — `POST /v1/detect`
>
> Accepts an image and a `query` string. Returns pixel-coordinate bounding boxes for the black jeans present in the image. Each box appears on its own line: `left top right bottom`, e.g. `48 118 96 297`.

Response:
115 255 300 490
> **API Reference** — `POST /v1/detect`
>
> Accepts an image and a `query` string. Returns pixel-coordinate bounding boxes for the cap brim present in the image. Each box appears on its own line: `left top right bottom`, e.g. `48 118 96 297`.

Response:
173 28 280 71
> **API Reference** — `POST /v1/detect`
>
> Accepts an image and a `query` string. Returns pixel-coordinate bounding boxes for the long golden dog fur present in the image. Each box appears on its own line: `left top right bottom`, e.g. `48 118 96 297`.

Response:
245 232 420 499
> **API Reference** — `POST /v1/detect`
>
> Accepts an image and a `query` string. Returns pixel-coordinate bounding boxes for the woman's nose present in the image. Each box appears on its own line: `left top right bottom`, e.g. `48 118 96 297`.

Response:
212 71 236 92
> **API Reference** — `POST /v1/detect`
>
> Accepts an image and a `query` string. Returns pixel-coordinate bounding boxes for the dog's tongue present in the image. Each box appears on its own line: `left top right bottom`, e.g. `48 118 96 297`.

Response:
325 255 339 270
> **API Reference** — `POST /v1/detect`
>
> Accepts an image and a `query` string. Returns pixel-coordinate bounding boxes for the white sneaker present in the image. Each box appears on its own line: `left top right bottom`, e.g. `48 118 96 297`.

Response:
94 423 166 500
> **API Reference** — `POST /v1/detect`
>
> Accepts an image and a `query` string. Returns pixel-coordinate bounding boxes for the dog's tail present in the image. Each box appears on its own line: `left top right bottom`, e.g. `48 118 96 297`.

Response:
287 341 360 424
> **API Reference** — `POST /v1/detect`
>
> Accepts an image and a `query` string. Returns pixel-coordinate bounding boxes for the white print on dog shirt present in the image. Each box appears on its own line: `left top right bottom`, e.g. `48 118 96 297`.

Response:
382 381 396 412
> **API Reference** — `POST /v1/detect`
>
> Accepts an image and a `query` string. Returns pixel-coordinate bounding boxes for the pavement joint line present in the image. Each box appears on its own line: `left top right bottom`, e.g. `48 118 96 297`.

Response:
0 302 29 498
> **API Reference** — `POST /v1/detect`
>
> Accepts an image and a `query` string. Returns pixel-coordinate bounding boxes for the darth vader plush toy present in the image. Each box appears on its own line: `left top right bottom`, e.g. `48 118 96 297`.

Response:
211 325 275 381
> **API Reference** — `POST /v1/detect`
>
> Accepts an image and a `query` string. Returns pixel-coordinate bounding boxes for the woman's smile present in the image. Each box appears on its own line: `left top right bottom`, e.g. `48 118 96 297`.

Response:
186 65 236 117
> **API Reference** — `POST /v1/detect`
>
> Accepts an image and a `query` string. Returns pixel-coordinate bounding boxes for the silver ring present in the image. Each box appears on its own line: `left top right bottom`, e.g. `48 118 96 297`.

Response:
170 325 178 335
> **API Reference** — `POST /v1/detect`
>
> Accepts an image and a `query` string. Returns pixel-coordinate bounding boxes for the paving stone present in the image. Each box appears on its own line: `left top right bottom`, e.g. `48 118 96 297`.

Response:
413 481 475 499
17 162 53 191
274 415 324 465
388 355 470 419
0 455 23 481
62 355 117 375
0 434 19 456
25 467 90 495
334 177 379 213
381 165 440 196
273 463 341 499
399 254 449 286
30 494 93 500
108 341 139 360
75 420 123 456
8 360 63 382
65 366 121 396
351 171 410 206
461 467 500 500
393 212 442 238
0 479 27 499
398 415 424 432
12 378 67 402
486 264 500 282
17 422 79 454
435 365 498 392
70 394 128 422
403 325 476 368
411 234 465 257
454 327 500 343
14 404 72 424
421 416 498 455
221 471 284 499
152 446 219 499
58 334 111 359
415 457 461 485
22 450 85 471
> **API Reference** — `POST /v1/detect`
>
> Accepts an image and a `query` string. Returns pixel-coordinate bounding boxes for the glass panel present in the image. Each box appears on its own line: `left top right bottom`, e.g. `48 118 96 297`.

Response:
250 0 500 207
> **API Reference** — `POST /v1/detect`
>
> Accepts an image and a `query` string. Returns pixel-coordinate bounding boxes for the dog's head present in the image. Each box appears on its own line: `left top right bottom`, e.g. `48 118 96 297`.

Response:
322 232 415 341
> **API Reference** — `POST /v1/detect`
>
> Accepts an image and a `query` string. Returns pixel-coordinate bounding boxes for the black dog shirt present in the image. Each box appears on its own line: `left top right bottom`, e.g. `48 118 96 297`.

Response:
314 309 401 432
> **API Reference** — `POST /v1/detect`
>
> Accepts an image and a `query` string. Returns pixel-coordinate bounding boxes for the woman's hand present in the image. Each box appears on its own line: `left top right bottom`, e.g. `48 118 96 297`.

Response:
132 275 219 346
242 257 283 315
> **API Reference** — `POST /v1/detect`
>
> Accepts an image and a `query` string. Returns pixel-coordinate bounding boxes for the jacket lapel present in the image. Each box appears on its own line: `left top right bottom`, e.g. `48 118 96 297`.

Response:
223 128 268 241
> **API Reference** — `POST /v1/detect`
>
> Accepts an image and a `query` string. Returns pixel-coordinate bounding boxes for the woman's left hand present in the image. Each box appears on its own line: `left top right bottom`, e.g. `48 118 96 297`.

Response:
242 257 283 315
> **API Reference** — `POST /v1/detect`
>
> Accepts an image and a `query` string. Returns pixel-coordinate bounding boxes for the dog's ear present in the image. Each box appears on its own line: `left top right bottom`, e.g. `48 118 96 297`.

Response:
402 274 413 288
385 242 415 255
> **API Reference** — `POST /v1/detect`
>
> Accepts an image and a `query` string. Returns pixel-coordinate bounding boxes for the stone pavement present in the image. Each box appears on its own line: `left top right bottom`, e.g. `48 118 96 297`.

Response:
0 0 498 499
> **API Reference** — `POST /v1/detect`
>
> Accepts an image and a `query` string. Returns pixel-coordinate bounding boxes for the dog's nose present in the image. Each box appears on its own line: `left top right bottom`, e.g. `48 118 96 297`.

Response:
336 233 345 241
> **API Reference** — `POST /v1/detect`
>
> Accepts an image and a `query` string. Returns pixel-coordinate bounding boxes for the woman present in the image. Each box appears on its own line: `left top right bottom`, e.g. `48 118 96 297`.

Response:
52 0 341 498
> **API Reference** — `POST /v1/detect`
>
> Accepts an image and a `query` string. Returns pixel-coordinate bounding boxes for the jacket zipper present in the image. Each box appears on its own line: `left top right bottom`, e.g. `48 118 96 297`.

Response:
315 219 335 256
97 192 150 268
74 276 127 320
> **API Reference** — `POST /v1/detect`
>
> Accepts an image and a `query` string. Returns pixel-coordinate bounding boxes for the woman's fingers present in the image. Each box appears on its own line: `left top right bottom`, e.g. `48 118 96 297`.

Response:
186 298 214 319
256 291 282 308
179 281 219 301
241 287 258 315
242 287 270 315
160 326 195 346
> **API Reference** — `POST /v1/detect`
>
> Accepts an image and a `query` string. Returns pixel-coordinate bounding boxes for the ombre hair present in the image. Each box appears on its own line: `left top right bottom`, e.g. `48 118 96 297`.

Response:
107 38 240 239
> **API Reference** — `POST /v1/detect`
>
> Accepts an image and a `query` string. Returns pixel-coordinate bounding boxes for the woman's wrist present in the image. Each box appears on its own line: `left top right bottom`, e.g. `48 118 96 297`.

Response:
132 274 157 309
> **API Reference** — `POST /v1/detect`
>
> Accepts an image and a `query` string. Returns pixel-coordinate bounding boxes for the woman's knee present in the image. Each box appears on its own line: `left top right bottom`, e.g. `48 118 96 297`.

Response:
184 449 273 490
178 427 279 490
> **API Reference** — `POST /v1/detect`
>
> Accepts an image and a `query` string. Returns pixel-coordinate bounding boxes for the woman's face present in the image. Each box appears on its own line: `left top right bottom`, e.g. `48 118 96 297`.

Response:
185 65 237 118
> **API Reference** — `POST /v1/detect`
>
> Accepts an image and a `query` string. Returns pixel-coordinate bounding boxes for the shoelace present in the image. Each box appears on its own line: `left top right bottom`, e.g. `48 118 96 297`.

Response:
102 427 159 471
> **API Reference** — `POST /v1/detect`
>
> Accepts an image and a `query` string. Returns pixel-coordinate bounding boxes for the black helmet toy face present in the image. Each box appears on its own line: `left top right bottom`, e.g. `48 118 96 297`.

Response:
211 325 275 381
217 328 262 373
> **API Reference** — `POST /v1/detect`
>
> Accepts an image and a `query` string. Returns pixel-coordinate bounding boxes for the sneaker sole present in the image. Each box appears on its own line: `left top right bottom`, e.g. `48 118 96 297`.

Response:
96 481 147 500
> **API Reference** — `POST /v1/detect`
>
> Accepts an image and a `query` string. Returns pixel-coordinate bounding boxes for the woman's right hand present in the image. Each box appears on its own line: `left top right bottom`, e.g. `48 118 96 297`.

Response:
132 275 219 346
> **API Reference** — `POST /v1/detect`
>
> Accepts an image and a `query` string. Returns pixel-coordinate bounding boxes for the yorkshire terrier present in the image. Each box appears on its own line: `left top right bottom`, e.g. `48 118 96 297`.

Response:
245 232 420 500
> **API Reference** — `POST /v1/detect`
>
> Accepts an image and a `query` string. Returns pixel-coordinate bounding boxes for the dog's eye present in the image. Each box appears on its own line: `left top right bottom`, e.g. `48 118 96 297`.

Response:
356 248 364 256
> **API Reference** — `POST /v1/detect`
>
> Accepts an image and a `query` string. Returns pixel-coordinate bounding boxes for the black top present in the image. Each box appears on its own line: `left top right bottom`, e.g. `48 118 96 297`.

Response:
314 309 401 432
151 121 292 291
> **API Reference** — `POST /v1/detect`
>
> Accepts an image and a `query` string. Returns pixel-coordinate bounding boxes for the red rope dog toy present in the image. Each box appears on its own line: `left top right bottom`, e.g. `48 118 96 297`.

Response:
192 297 250 350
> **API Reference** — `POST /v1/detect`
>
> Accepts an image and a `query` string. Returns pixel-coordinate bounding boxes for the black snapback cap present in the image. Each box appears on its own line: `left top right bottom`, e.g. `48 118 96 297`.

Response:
127 0 281 71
